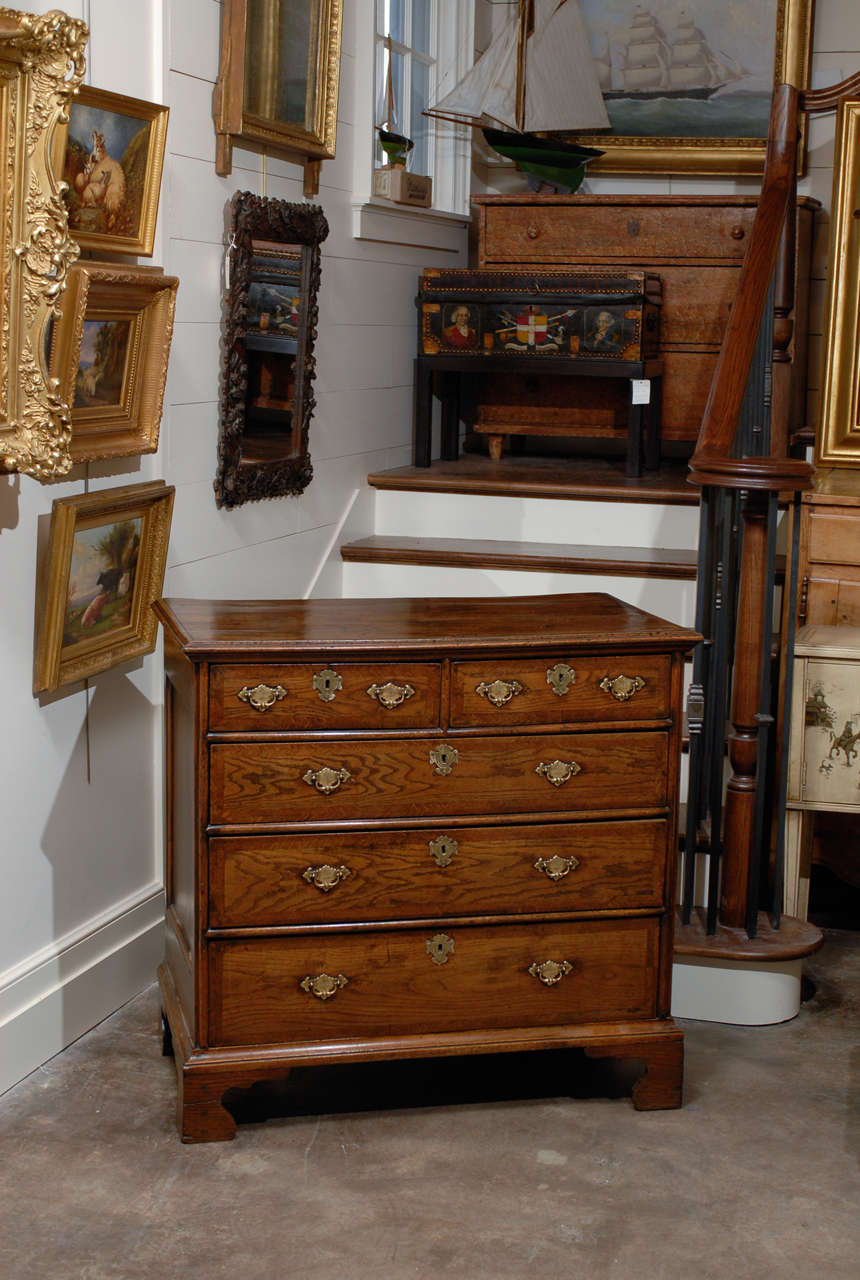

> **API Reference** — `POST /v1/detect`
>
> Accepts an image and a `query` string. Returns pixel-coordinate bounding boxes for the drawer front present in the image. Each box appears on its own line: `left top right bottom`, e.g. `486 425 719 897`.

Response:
450 655 670 726
209 818 668 926
481 205 754 265
210 730 669 824
208 917 659 1045
209 662 442 731
807 512 860 567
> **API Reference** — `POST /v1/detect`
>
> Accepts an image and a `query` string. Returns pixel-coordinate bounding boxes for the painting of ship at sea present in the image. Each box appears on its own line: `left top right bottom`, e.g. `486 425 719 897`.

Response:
424 0 610 192
599 8 750 101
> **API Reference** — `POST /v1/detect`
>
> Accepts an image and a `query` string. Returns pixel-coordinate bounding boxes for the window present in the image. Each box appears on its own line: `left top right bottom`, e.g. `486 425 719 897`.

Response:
375 0 436 179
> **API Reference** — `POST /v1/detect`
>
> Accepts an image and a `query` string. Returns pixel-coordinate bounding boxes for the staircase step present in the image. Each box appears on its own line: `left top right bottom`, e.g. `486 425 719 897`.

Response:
342 536 700 579
367 455 699 506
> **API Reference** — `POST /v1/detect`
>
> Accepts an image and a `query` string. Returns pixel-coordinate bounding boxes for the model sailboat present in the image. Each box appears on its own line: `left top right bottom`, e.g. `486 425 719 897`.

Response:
425 0 610 191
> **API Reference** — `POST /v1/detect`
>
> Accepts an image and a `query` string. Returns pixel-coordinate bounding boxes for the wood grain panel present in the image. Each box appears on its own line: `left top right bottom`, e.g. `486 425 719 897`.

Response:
209 917 659 1045
209 818 669 926
209 730 669 824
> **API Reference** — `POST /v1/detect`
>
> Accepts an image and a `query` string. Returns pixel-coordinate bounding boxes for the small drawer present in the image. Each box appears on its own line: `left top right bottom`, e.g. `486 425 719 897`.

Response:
209 730 669 824
450 655 671 726
209 662 442 731
806 512 860 568
208 818 669 927
481 205 754 265
208 916 659 1046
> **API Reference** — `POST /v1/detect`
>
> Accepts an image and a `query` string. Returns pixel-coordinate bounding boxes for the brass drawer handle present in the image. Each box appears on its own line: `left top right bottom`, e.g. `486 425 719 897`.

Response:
366 680 415 709
302 863 351 893
535 758 581 787
430 743 459 775
426 933 454 965
599 673 646 702
237 682 287 712
302 765 352 795
429 835 458 867
475 677 524 707
546 663 575 696
730 224 745 240
534 854 580 882
300 972 348 1000
526 223 540 239
528 959 574 987
312 668 342 702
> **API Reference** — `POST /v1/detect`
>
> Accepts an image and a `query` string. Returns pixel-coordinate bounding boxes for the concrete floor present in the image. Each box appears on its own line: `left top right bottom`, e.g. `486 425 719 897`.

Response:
1 931 858 1280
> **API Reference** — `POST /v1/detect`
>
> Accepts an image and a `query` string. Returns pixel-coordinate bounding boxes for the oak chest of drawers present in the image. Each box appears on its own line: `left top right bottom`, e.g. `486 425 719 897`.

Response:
154 593 697 1141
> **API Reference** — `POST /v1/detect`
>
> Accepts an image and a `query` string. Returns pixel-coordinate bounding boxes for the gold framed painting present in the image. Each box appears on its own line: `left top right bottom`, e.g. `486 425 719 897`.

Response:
815 99 860 468
60 86 168 256
568 0 813 175
34 481 175 695
49 262 178 464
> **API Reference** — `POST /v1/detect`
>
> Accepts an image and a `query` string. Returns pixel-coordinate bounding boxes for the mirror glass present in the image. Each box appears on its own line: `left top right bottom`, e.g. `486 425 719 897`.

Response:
215 193 328 509
243 0 320 131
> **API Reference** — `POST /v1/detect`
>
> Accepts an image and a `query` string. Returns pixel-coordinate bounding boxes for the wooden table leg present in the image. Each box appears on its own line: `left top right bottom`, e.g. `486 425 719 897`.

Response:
413 358 433 467
440 372 460 461
626 387 644 477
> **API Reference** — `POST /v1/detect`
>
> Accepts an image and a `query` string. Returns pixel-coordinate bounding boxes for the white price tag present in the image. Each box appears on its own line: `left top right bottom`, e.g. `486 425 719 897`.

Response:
631 379 651 405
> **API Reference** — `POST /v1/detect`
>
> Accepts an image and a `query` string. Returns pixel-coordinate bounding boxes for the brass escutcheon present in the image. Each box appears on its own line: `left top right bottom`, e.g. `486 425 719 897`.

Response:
302 863 351 893
237 682 287 712
428 835 459 868
299 972 348 1000
546 663 575 696
366 680 415 709
426 933 455 965
475 677 524 707
430 743 459 775
535 758 582 787
312 668 343 702
528 959 574 987
534 854 581 882
599 673 646 702
302 765 352 795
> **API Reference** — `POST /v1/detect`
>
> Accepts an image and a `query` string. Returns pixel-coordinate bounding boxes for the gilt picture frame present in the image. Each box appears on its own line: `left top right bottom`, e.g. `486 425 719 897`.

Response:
49 262 178 464
34 481 175 695
568 0 813 175
815 100 860 468
60 86 168 256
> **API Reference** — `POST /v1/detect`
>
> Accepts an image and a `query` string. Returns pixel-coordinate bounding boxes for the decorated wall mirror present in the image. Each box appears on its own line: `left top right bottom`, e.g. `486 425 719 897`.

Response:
215 192 328 509
213 0 342 195
0 9 87 481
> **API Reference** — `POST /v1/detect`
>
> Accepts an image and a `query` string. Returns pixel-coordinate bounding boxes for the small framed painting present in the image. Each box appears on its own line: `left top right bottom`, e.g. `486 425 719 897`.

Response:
49 262 178 463
33 481 175 694
61 86 169 256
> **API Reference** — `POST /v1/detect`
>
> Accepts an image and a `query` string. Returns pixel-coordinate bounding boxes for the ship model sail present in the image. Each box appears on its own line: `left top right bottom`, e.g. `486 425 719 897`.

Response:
425 0 610 191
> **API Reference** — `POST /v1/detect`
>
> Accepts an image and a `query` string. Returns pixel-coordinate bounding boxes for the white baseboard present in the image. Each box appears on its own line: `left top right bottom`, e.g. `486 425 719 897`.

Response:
0 886 164 1096
672 955 803 1025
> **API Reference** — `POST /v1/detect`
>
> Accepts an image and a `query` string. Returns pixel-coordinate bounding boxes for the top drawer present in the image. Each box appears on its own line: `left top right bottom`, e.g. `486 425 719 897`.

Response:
480 204 754 265
806 511 860 568
209 662 442 732
451 654 670 726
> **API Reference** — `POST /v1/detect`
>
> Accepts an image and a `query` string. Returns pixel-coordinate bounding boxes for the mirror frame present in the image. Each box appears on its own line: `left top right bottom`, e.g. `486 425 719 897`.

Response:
213 0 342 195
0 8 87 481
214 191 328 510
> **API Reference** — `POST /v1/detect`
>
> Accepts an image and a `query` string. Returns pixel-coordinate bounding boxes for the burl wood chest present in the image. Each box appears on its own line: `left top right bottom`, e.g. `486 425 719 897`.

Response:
154 594 697 1142
472 194 818 444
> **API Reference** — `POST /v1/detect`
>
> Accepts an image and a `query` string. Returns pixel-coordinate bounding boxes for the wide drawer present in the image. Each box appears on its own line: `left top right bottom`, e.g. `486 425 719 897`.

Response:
480 205 754 265
450 654 670 726
209 730 669 824
208 818 668 926
208 916 659 1045
209 662 442 731
806 511 860 567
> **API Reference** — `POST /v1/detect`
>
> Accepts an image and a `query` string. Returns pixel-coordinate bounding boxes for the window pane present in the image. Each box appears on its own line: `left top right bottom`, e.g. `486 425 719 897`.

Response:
410 57 430 174
412 0 432 55
386 0 406 46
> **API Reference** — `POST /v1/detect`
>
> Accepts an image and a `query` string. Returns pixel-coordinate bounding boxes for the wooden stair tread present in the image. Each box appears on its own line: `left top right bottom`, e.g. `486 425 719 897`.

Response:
367 455 700 505
342 536 700 579
674 907 823 962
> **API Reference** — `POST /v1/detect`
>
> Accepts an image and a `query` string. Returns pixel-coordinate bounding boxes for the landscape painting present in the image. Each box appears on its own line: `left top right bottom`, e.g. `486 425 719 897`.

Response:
63 517 141 650
74 318 132 410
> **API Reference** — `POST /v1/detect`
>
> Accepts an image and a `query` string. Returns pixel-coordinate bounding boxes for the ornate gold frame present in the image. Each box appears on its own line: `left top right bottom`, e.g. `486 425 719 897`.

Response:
0 8 87 481
815 99 860 468
34 480 175 695
49 261 178 464
213 0 342 195
568 0 813 175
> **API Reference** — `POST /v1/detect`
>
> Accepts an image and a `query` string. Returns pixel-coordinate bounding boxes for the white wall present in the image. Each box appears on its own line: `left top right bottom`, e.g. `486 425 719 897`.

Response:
1 0 858 1093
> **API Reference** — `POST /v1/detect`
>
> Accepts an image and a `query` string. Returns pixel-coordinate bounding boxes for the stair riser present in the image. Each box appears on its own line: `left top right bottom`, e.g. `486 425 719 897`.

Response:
373 489 700 550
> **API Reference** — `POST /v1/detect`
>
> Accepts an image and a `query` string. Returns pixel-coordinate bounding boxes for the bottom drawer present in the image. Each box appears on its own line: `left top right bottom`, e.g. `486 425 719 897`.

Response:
208 917 659 1046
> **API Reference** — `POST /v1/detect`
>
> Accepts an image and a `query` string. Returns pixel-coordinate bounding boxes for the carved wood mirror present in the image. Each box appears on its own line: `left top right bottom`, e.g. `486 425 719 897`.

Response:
0 9 87 481
213 0 342 195
215 192 328 509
